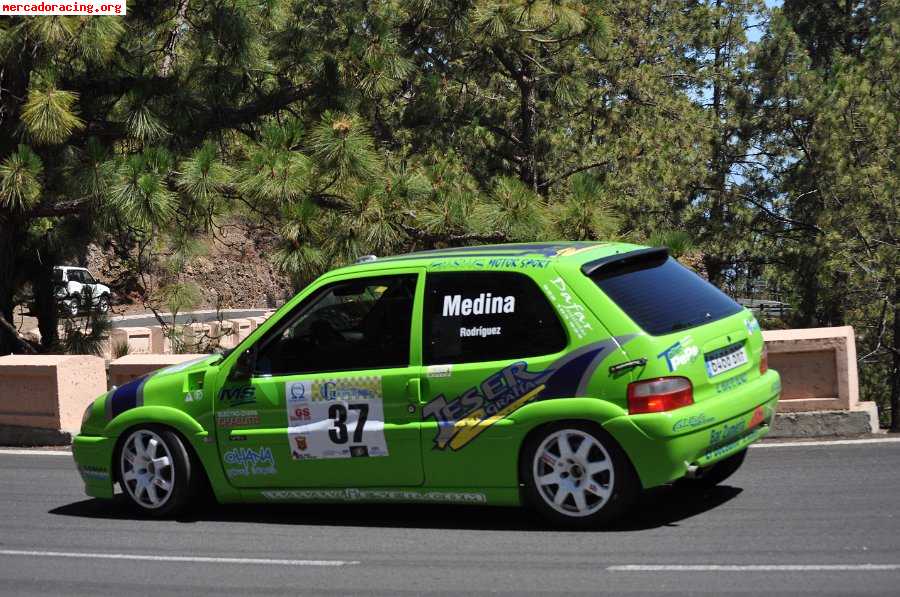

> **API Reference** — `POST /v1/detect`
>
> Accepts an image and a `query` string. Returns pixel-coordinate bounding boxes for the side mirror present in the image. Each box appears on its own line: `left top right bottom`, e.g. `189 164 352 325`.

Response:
229 348 257 381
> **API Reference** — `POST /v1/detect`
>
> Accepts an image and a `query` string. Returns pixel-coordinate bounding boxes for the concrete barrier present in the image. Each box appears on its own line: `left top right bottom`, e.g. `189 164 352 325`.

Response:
224 318 252 348
149 326 165 353
108 354 207 389
0 355 106 443
110 326 153 354
763 326 879 434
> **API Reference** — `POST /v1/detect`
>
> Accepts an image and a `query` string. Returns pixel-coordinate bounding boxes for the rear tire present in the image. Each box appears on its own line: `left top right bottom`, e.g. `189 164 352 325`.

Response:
117 427 199 517
97 294 110 313
521 422 638 529
684 449 748 489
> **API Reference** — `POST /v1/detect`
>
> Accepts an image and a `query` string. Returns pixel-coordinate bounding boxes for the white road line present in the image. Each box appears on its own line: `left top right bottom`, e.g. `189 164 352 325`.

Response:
0 449 70 456
751 437 900 448
609 564 900 572
0 549 357 567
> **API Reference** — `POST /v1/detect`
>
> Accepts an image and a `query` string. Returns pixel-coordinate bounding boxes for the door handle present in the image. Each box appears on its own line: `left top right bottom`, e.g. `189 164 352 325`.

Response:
406 378 422 404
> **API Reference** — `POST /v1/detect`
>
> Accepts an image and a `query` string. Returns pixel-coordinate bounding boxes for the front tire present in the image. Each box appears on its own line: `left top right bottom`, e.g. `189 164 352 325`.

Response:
521 422 638 528
118 427 198 517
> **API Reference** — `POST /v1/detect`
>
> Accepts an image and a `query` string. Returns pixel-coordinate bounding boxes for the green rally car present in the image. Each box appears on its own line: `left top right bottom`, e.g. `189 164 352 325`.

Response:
73 242 781 527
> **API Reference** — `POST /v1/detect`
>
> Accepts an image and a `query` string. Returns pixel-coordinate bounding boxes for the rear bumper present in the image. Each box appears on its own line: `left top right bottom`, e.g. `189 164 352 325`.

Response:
72 434 115 498
604 370 781 488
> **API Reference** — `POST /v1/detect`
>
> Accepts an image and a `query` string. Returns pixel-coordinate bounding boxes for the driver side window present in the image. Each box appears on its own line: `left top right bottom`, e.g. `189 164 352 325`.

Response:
254 274 417 377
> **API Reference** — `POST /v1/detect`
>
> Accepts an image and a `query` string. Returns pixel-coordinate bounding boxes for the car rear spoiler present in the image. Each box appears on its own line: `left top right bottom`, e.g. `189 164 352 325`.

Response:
580 247 669 278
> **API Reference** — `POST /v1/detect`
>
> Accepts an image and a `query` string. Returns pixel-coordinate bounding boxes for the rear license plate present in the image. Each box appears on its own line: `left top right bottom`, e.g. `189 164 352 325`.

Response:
705 344 748 377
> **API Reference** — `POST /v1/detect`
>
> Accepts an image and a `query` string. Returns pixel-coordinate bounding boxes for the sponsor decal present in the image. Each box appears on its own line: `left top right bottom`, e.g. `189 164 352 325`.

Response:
422 339 631 451
423 361 551 451
672 414 716 432
428 257 551 270
657 336 700 372
459 326 501 338
285 377 388 461
485 257 550 269
715 373 748 394
709 419 745 447
223 447 277 477
261 488 487 503
184 389 204 402
216 409 260 428
219 386 255 407
442 293 515 317
748 406 766 430
77 465 110 482
744 317 761 334
350 446 369 457
543 276 593 339
291 405 312 421
287 379 380 403
425 364 453 378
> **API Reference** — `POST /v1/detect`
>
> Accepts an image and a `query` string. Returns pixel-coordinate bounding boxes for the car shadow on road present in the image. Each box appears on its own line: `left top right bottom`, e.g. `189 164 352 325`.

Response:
49 483 742 532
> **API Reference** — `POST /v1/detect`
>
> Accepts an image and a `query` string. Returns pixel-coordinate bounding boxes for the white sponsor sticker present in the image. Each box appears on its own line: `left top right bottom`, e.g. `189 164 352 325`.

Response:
285 377 388 461
425 364 453 378
543 277 593 339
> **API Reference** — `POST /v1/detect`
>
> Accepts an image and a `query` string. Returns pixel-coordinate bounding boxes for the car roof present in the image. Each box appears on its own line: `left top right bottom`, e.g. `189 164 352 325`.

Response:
328 241 651 275
55 266 88 270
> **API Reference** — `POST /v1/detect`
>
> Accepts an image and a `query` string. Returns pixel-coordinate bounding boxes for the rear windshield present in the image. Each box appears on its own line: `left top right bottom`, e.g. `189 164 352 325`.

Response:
589 254 742 336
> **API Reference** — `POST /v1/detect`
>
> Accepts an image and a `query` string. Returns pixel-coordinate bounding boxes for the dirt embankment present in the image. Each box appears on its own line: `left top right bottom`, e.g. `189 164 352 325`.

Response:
86 219 293 315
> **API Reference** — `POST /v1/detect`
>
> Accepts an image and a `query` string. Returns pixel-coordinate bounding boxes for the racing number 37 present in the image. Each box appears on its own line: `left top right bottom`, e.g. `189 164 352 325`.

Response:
328 403 369 444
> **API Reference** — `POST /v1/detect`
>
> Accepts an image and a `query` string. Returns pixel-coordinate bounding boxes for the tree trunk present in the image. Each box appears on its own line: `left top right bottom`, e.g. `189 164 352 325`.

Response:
517 64 538 193
32 263 59 350
0 218 23 355
890 283 900 432
159 0 190 77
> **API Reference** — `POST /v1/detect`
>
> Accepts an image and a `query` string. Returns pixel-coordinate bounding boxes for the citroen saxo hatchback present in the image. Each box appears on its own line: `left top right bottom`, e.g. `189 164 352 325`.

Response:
74 243 780 528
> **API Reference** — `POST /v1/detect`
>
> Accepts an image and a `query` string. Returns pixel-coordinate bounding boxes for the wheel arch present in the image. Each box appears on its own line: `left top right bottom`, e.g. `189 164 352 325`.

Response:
509 398 641 489
104 407 230 501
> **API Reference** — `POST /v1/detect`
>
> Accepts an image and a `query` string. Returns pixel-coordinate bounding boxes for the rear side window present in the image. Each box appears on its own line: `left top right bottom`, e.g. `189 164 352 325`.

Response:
589 255 742 336
424 272 567 364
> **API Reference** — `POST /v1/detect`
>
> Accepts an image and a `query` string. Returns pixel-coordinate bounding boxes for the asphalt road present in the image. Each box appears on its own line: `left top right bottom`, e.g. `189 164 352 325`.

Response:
1 440 899 596
109 309 267 328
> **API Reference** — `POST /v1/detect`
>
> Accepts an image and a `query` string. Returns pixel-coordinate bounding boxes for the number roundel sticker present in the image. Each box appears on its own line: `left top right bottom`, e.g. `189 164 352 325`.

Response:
285 377 389 460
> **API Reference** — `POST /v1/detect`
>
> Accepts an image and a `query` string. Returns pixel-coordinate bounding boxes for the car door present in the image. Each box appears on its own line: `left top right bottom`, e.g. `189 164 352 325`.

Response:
417 270 571 488
80 270 98 301
215 269 425 489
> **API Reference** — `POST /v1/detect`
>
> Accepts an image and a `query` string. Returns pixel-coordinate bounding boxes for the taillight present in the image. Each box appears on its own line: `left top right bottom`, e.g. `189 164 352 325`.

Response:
759 344 768 375
627 377 693 414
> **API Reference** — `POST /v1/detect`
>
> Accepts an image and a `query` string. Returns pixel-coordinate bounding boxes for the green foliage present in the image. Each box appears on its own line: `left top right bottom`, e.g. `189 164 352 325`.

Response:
0 145 43 212
21 86 84 145
648 231 695 260
60 311 112 357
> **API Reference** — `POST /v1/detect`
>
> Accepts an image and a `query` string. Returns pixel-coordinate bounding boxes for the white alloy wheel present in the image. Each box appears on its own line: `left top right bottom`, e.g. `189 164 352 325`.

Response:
68 296 80 316
532 428 615 518
120 429 176 510
97 294 110 313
